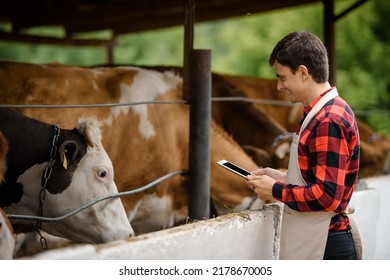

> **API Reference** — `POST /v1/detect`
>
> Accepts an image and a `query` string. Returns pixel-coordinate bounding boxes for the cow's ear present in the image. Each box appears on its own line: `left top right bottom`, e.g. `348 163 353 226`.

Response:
58 141 79 169
83 127 95 147
76 117 102 148
46 141 79 194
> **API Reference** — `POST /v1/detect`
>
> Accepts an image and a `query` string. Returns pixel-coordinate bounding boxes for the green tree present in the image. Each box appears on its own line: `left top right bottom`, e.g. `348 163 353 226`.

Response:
336 0 390 132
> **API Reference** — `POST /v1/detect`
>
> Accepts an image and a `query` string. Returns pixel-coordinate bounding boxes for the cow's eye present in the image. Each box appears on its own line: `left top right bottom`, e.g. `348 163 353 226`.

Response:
97 170 107 178
95 167 110 182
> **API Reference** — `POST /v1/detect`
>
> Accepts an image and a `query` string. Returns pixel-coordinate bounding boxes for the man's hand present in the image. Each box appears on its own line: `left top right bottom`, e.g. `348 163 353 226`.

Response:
250 167 287 182
244 167 287 202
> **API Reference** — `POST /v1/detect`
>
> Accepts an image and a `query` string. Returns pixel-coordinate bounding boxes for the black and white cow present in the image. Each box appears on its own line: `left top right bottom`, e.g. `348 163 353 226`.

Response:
0 108 134 244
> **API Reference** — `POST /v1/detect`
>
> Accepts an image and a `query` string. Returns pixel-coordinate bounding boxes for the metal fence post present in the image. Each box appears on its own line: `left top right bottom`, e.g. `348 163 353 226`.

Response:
188 49 211 220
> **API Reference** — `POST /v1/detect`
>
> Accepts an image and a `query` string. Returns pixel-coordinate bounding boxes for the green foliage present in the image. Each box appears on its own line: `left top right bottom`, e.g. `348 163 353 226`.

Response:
0 0 389 133
194 4 323 78
372 0 390 42
114 26 184 66
335 0 390 134
0 25 108 65
0 39 107 66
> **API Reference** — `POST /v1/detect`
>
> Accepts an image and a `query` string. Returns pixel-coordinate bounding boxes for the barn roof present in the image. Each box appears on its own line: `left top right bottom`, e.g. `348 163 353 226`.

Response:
0 0 368 84
0 0 327 43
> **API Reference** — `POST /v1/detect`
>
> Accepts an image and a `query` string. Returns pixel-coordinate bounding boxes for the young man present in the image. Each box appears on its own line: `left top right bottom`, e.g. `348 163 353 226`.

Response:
245 31 360 260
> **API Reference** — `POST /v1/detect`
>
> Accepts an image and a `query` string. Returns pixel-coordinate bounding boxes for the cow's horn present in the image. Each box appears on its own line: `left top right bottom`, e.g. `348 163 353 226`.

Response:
84 127 95 147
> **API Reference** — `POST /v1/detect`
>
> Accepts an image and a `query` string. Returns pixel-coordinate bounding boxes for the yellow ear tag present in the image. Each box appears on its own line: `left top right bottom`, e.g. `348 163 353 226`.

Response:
63 149 68 170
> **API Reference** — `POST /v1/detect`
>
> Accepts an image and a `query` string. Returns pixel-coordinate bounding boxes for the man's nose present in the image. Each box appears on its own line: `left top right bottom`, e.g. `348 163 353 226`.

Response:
277 80 284 91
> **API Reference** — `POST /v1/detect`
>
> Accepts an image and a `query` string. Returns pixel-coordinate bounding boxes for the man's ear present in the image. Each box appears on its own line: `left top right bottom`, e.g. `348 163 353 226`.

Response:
298 65 309 80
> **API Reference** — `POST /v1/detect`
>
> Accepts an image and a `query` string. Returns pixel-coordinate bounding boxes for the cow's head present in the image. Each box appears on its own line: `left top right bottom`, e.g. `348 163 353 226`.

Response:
359 136 390 178
269 133 292 169
6 117 134 243
241 134 292 170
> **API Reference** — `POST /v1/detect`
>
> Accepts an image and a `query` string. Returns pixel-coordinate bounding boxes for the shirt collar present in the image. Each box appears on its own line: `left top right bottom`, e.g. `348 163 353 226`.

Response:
303 86 336 116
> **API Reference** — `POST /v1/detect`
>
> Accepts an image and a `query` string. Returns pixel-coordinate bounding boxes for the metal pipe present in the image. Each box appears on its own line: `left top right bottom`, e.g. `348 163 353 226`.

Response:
188 49 211 220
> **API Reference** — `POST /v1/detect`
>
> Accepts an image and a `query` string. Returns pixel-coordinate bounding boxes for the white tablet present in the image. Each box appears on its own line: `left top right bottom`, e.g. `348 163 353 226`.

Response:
217 159 251 179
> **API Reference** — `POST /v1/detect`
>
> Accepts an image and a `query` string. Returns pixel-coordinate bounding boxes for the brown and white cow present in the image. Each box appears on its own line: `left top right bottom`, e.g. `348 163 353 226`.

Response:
211 73 291 169
143 66 292 170
0 107 134 243
0 61 263 235
215 74 301 132
356 119 390 178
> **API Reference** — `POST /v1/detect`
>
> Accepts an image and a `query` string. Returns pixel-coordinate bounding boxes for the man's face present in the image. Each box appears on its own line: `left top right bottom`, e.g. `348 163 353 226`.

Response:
273 61 304 104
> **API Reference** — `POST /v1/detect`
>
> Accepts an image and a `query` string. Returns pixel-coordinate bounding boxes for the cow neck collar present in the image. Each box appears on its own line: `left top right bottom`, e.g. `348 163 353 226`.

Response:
35 125 60 249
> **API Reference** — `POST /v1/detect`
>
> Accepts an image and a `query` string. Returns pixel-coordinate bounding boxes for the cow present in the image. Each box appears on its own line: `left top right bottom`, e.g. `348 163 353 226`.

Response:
356 119 390 178
141 66 292 170
0 61 264 236
0 107 134 245
215 74 301 132
211 73 291 170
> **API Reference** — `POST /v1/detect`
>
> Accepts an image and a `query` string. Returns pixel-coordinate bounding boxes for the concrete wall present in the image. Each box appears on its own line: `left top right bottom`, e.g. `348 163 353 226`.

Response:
22 204 283 260
349 175 390 260
21 175 390 260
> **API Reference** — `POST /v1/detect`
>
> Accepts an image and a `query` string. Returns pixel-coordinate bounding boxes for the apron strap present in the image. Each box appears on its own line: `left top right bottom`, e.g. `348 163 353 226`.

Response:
280 88 339 260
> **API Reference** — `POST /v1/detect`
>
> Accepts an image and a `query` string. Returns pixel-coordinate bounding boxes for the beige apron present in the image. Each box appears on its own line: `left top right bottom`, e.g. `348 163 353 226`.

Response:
279 89 338 260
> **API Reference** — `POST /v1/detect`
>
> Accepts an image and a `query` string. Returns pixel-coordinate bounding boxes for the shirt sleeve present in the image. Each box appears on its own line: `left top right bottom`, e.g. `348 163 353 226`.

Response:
272 119 351 212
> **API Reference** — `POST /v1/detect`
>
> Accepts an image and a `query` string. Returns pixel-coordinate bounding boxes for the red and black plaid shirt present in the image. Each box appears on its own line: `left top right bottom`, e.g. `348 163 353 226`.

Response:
273 89 360 231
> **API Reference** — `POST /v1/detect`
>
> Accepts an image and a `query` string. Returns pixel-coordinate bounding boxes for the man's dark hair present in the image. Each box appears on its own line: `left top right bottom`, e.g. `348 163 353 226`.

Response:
269 31 329 83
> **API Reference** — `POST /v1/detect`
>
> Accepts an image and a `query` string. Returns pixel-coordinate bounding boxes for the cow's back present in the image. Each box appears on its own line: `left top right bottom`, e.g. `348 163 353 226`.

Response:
218 74 303 132
0 61 124 128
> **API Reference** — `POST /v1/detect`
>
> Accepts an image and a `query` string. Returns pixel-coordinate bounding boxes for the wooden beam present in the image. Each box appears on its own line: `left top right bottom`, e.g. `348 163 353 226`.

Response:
0 31 117 47
334 0 369 21
63 0 318 35
2 0 327 37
